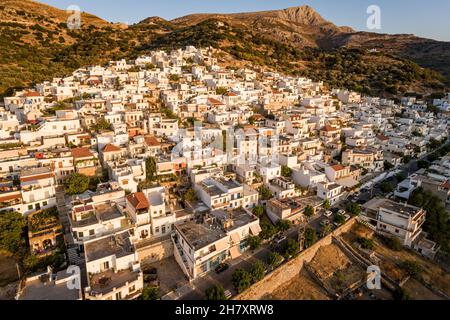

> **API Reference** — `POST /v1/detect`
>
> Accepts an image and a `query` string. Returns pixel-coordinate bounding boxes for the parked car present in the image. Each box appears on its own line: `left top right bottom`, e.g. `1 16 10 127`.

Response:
338 209 346 216
344 214 351 221
273 235 287 245
320 219 331 227
324 210 333 218
215 263 229 274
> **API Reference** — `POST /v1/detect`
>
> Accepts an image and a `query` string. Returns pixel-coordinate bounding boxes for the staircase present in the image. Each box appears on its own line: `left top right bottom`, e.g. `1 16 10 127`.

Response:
67 246 85 266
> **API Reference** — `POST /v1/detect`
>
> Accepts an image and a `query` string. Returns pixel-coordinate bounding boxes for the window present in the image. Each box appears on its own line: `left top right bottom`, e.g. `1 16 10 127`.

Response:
395 229 399 234
89 230 95 236
115 292 122 300
155 227 160 233
43 201 48 206
103 261 110 270
162 226 166 234
129 285 136 293
28 205 33 210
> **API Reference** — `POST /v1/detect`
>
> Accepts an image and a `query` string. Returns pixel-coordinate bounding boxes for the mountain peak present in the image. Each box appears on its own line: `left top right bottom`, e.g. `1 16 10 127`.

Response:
277 5 328 26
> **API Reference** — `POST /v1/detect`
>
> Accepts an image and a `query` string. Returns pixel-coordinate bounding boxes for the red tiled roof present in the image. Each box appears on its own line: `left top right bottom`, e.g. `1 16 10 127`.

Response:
24 91 40 97
71 147 94 159
207 98 224 105
331 165 346 171
0 193 22 202
440 180 450 190
377 134 390 141
322 125 338 132
20 173 54 183
224 92 237 97
127 192 149 210
103 144 121 153
144 136 161 147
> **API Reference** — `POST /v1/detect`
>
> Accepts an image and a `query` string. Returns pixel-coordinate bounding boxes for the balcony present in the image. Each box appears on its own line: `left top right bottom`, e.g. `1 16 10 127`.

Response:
87 268 142 299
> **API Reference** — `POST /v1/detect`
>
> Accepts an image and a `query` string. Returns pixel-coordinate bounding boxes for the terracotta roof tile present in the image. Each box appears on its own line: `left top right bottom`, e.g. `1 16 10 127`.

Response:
127 192 149 210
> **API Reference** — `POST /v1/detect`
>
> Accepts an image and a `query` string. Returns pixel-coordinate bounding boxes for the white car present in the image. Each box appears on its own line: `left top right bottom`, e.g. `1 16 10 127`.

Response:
324 211 333 218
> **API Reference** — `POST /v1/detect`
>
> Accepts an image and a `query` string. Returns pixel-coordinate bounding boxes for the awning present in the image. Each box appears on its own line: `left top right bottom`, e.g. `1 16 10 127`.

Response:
230 232 241 244
214 240 229 253
229 246 241 260
250 224 262 236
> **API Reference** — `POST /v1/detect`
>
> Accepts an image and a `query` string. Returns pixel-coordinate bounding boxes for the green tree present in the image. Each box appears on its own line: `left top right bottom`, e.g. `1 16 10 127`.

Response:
383 161 395 171
65 173 90 195
259 186 273 201
145 157 157 182
334 213 346 225
205 285 226 300
141 286 159 300
322 224 333 237
281 165 292 178
250 261 266 282
357 237 375 250
346 203 361 216
282 239 300 259
184 188 198 202
267 252 283 269
247 236 262 251
216 87 228 95
417 160 430 169
400 260 423 278
0 211 26 253
276 220 292 232
323 200 331 210
232 268 252 293
304 205 314 217
380 181 394 194
91 117 111 132
252 205 265 218
304 228 318 248
169 74 180 82
260 222 277 240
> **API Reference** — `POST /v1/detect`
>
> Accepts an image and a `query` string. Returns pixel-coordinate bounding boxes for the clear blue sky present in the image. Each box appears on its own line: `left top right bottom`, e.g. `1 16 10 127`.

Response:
38 0 450 41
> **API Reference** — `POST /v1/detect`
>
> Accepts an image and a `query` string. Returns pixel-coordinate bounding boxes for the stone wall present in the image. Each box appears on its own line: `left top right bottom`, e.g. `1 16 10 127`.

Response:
136 238 174 263
234 218 357 300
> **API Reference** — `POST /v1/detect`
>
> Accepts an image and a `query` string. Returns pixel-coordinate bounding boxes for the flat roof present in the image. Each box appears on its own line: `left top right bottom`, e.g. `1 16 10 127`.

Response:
176 221 227 251
363 197 422 217
210 208 258 232
85 232 134 262
95 203 123 221
19 272 80 300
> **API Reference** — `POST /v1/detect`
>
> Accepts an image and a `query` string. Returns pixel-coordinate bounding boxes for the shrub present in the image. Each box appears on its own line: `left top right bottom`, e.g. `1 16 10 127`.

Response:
247 236 262 251
400 260 423 278
282 239 300 259
267 252 283 269
232 268 252 293
141 286 159 300
205 285 226 300
65 173 90 195
357 237 375 250
250 261 266 282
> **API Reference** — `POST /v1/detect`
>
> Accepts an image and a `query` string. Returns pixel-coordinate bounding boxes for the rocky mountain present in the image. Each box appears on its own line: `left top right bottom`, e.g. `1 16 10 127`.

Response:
0 1 448 97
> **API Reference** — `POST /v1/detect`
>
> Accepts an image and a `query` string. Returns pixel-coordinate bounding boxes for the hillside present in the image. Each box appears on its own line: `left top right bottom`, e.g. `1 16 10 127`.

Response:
0 1 449 97
0 0 170 96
